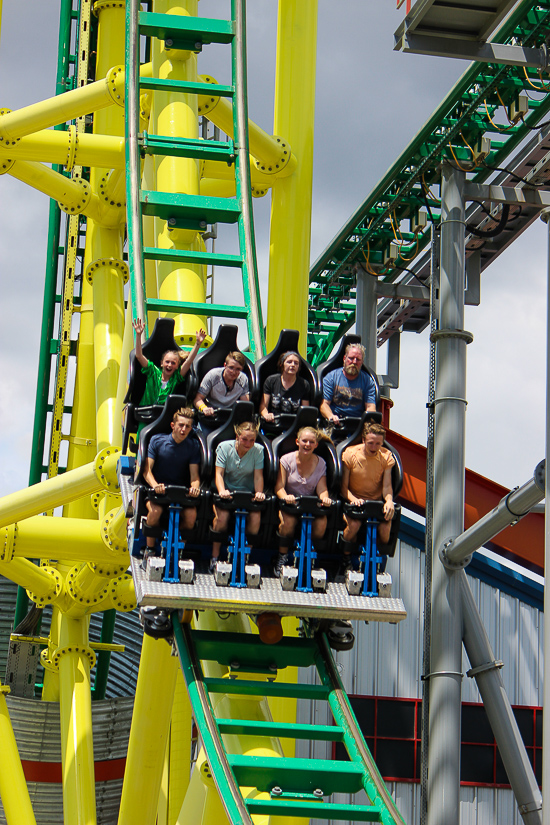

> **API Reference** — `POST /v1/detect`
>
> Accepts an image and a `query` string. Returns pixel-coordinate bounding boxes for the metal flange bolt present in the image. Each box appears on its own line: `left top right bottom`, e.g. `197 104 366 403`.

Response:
0 524 17 563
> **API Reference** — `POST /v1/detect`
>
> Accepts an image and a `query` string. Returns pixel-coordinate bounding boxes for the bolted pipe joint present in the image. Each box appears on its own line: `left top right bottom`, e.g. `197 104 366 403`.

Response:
26 565 63 609
66 564 110 610
101 505 129 554
93 445 121 491
439 539 472 570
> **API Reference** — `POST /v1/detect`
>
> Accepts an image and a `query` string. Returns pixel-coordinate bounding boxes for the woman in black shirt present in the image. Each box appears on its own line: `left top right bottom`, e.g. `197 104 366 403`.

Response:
260 351 311 422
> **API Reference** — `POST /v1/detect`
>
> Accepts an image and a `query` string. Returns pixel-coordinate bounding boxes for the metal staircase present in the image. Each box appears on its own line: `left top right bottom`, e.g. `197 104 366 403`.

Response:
307 0 550 365
172 618 406 825
125 0 265 359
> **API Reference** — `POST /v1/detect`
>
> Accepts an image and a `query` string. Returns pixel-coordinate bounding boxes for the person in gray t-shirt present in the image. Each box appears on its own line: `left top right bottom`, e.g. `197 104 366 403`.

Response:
194 351 249 419
209 421 265 571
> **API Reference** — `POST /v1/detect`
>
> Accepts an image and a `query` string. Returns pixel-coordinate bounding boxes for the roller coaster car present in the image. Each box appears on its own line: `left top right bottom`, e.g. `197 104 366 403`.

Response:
315 333 381 443
190 324 257 434
254 328 319 435
122 318 195 454
130 394 209 569
337 413 403 596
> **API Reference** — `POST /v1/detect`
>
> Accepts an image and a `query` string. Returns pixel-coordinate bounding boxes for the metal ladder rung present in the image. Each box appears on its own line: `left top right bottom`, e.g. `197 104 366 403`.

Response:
227 754 365 795
144 298 249 319
245 798 382 822
204 677 331 701
192 629 319 669
140 133 235 163
140 191 241 227
143 246 242 269
138 11 233 47
216 718 345 742
139 77 234 97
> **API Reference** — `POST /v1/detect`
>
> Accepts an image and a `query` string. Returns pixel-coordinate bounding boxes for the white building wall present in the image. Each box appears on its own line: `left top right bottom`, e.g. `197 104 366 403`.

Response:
297 535 543 825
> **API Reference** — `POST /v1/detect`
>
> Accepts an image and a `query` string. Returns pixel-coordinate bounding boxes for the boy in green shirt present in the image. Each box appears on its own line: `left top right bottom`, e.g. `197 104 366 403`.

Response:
132 318 206 425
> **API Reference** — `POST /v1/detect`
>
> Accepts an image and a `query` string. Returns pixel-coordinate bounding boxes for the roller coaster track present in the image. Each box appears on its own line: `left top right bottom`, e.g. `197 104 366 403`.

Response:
125 0 265 359
173 617 406 825
307 0 550 364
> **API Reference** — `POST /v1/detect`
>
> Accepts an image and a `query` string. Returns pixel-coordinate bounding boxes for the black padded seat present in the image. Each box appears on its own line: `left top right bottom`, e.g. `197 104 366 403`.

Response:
123 317 197 454
315 333 380 411
254 328 318 408
190 323 257 405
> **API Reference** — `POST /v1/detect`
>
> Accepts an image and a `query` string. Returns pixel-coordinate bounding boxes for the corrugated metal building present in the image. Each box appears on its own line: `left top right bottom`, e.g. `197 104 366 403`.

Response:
297 516 544 825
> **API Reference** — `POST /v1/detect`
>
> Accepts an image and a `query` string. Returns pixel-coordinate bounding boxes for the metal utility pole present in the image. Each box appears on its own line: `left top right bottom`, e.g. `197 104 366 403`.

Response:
427 164 472 825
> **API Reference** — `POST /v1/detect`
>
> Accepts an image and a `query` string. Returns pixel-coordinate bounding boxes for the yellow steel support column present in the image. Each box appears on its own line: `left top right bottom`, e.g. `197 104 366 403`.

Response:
57 615 97 825
0 682 37 825
153 0 206 343
118 634 179 825
266 1 318 350
168 669 193 825
86 0 126 453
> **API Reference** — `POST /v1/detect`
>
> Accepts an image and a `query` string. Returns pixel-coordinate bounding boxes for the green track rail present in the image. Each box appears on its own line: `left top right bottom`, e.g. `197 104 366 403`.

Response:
307 0 550 364
172 619 406 825
125 0 265 358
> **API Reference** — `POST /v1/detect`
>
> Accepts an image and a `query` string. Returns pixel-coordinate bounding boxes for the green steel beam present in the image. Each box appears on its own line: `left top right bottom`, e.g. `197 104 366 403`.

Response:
307 0 550 363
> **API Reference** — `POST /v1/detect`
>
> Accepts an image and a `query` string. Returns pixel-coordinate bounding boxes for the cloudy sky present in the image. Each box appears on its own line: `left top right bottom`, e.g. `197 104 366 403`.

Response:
0 1 546 499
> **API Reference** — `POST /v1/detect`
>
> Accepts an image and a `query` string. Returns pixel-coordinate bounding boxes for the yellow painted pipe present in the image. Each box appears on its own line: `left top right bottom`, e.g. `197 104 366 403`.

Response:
197 76 297 177
0 448 119 529
0 130 125 169
201 158 275 188
6 159 97 210
0 683 37 825
57 615 96 825
266 1 318 350
168 669 193 825
118 634 179 825
1 516 128 564
116 300 136 445
0 66 124 142
63 269 98 519
85 1 127 457
153 0 207 344
84 231 127 452
93 572 135 614
41 606 62 701
0 558 59 601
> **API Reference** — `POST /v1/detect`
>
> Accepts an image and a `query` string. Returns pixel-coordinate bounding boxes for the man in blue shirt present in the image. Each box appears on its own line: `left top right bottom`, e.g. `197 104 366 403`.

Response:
142 408 201 554
320 343 377 424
